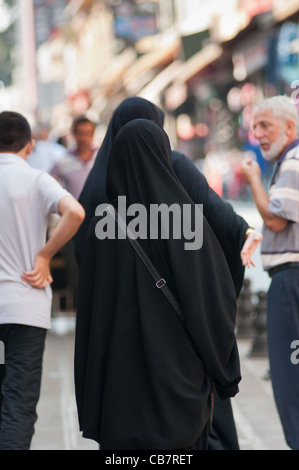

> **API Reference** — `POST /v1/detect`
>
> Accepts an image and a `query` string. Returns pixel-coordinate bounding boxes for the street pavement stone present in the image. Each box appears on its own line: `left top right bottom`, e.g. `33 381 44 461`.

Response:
30 317 290 451
232 340 290 451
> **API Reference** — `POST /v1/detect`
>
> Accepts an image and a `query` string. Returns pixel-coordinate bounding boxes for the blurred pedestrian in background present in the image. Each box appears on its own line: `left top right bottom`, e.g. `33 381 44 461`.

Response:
0 111 85 450
27 124 67 173
51 115 98 309
51 115 98 200
241 95 299 450
75 96 262 450
74 119 241 450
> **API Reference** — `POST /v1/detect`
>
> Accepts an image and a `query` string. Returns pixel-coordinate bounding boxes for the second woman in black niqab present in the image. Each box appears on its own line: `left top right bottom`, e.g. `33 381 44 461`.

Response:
74 119 241 450
75 97 165 262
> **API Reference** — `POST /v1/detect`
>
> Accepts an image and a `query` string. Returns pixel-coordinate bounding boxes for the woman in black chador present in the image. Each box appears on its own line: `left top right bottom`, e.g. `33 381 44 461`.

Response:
75 97 263 450
74 119 241 450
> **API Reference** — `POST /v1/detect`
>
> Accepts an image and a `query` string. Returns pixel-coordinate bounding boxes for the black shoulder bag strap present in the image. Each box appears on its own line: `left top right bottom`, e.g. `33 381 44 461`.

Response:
106 205 184 323
106 204 214 428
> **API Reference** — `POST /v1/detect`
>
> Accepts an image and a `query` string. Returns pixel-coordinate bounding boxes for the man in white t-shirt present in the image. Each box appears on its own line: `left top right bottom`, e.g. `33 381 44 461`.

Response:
0 111 85 450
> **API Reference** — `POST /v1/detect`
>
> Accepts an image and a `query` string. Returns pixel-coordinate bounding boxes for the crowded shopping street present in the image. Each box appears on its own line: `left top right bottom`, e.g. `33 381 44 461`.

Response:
0 0 299 452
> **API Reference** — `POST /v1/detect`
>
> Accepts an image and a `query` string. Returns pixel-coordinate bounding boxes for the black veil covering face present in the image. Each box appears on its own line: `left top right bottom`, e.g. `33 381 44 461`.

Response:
74 119 241 450
75 97 165 261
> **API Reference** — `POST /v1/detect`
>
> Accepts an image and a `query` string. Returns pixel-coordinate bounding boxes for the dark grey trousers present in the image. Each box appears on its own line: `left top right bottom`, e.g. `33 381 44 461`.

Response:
267 268 299 450
0 324 47 450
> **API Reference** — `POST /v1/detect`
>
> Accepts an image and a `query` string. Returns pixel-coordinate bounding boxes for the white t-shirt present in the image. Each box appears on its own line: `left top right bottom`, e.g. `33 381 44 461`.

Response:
0 153 71 329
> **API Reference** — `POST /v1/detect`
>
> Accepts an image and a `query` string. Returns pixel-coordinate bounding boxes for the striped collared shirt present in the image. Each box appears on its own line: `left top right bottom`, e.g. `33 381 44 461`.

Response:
261 139 299 271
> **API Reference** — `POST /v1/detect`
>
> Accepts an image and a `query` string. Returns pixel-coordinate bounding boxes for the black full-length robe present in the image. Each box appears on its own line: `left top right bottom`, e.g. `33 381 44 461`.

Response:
74 97 248 450
74 119 241 450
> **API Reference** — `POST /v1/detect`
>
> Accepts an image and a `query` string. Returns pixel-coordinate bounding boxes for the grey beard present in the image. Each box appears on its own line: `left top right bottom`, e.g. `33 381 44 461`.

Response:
260 133 288 161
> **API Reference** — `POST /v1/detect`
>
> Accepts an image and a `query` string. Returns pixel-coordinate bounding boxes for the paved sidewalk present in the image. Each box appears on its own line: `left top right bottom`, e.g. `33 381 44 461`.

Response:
30 317 290 451
232 340 289 451
31 318 98 450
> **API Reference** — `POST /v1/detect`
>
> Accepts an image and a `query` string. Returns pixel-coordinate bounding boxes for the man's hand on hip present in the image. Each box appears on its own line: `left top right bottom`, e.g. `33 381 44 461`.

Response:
22 254 53 289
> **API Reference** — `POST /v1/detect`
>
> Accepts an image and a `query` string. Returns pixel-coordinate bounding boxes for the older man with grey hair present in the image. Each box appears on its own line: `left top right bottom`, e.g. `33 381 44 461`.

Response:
241 95 299 450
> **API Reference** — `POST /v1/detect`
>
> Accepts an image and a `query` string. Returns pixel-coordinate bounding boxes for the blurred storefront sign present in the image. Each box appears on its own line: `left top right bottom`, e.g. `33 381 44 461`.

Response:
33 0 69 49
112 0 158 44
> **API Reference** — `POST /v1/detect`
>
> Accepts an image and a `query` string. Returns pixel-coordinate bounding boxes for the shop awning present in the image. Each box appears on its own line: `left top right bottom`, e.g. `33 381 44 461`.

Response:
138 60 183 104
173 43 223 84
161 43 223 111
123 37 181 95
99 48 137 89
136 42 223 110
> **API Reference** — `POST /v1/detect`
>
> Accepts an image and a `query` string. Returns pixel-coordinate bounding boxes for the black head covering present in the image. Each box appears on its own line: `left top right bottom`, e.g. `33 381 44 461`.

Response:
88 97 165 202
74 119 241 450
75 97 165 262
75 100 247 298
